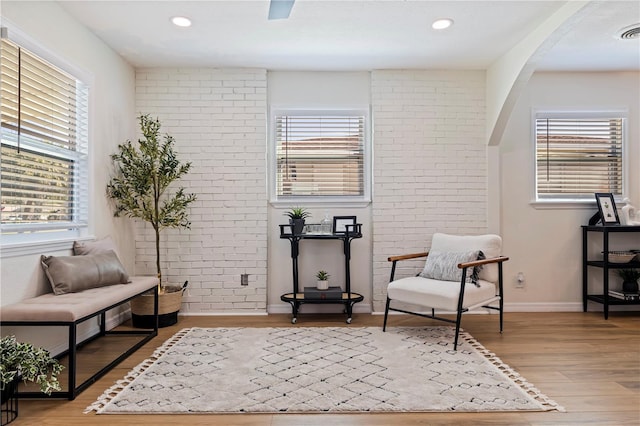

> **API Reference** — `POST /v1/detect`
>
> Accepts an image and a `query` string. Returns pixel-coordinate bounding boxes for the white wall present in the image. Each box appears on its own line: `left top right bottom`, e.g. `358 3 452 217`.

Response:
371 70 488 312
3 3 639 335
0 1 136 350
135 68 269 313
267 72 373 315
499 72 640 311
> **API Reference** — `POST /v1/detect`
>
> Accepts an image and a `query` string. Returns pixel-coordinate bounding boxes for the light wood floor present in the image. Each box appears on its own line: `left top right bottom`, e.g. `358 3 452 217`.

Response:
9 311 640 425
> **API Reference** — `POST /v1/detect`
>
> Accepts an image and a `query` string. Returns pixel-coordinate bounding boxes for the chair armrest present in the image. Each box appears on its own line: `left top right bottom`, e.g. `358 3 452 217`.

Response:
458 256 509 269
388 252 428 262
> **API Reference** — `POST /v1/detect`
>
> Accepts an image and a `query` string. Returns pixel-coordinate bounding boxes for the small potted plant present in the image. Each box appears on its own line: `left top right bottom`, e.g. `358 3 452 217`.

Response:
284 207 310 235
618 269 640 293
1 335 64 407
316 270 330 290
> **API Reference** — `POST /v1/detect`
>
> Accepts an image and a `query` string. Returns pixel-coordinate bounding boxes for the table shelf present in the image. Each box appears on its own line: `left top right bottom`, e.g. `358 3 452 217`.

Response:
582 225 640 319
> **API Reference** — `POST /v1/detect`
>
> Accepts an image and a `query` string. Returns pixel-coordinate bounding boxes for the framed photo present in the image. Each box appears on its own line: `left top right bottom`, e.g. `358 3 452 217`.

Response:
333 216 357 234
595 193 620 225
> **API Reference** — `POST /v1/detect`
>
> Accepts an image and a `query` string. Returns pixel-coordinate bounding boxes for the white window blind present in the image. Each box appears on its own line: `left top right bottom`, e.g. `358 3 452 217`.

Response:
1 38 89 236
535 116 624 200
275 113 365 197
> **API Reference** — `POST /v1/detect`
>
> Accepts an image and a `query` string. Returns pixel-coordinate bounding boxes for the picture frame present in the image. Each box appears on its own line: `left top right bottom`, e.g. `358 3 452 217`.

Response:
594 193 620 225
332 216 357 234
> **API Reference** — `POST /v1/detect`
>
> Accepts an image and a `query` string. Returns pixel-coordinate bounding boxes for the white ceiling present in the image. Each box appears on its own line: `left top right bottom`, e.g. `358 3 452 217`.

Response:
56 0 640 72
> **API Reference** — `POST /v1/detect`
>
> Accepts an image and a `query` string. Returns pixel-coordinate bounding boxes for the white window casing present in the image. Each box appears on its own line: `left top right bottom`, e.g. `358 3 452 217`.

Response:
269 107 371 206
533 110 627 205
1 37 89 253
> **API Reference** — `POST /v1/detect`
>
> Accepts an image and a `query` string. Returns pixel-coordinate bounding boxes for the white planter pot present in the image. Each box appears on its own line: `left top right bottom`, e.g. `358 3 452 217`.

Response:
317 280 329 290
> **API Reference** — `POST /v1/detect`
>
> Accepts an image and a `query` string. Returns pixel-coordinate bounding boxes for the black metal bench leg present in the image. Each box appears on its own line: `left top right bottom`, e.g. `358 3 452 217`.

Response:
68 323 77 400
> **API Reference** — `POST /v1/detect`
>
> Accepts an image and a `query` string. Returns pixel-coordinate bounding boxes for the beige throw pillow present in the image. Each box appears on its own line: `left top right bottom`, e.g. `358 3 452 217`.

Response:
73 236 120 258
41 250 130 295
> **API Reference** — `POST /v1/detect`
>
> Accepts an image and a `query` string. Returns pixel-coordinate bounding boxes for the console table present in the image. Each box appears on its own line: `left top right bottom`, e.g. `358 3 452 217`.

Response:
582 225 640 319
279 224 364 324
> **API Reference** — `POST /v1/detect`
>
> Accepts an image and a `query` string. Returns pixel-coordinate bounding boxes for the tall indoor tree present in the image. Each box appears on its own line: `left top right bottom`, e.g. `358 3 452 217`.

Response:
106 114 197 291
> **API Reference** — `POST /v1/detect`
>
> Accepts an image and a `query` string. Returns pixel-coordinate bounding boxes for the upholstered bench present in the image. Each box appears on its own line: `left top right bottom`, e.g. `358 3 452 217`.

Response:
0 276 159 400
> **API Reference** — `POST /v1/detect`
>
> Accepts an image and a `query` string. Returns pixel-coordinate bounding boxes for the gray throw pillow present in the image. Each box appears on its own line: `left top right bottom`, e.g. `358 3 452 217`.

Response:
419 250 483 286
73 236 120 258
41 250 130 295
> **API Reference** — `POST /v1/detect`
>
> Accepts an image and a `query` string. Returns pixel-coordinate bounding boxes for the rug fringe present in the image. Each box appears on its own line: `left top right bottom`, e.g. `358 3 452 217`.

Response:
459 331 566 413
84 327 194 414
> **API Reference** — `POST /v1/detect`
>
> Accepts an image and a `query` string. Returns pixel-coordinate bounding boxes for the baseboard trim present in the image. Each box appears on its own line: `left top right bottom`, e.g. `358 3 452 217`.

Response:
180 311 268 316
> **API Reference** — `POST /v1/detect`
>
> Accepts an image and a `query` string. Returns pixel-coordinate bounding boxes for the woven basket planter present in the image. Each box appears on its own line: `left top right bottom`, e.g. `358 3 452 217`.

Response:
131 285 183 328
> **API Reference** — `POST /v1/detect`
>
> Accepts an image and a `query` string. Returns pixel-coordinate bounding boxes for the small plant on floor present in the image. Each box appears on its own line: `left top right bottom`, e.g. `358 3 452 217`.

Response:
0 335 64 395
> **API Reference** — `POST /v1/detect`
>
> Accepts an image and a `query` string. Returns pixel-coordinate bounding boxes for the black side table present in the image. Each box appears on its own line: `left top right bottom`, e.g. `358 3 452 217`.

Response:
279 224 364 324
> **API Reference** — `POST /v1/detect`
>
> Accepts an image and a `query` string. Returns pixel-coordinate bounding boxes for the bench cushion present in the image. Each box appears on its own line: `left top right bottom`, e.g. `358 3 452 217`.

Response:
0 276 158 323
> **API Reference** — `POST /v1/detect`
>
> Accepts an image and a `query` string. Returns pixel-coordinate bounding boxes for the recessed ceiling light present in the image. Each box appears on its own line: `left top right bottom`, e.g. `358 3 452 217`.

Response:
432 18 453 30
171 16 192 28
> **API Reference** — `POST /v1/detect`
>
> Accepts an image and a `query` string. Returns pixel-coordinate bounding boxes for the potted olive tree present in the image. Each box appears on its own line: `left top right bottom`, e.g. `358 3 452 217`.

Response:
106 114 197 328
1 335 63 422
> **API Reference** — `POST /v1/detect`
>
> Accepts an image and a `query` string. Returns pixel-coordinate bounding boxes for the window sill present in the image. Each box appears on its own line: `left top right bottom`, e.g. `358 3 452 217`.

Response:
529 200 597 210
1 234 94 258
270 198 372 209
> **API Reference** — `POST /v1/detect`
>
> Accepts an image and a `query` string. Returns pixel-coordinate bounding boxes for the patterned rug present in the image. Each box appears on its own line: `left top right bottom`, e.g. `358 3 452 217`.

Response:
86 327 563 414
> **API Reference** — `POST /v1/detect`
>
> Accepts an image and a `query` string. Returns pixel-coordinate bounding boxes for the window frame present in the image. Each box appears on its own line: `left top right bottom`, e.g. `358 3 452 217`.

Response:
531 109 628 207
1 29 92 256
268 106 372 207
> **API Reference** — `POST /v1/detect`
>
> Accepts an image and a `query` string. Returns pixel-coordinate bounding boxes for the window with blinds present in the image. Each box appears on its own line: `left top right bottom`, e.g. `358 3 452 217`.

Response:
535 116 625 200
1 38 89 236
274 113 366 198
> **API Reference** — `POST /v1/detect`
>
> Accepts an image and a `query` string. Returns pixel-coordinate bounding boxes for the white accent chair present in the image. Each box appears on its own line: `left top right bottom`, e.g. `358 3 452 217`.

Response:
383 233 509 350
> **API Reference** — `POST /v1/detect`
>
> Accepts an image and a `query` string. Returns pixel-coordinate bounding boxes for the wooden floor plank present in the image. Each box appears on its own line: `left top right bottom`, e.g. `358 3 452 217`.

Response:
7 312 640 425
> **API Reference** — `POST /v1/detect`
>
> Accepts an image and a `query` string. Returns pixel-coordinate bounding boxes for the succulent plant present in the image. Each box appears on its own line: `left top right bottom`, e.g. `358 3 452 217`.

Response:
316 270 330 281
284 207 311 220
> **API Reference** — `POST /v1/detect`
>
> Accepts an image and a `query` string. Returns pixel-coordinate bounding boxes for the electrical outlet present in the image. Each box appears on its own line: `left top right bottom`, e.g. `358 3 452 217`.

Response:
241 274 249 286
515 272 525 288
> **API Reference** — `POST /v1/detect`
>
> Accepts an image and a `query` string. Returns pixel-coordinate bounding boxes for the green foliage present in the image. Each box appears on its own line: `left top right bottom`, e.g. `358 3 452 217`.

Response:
284 207 310 220
106 114 197 286
316 270 330 281
0 335 64 395
618 269 640 282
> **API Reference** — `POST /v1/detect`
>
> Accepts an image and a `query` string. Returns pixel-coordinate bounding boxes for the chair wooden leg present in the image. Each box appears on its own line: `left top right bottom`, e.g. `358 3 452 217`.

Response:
383 297 391 331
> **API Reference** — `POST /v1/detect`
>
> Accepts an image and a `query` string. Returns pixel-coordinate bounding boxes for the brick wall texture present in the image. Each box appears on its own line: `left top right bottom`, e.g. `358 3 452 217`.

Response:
370 70 487 312
134 68 487 314
135 68 268 313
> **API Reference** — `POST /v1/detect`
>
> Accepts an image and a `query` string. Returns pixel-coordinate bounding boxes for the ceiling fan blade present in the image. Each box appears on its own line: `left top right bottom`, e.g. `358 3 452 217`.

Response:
268 0 295 20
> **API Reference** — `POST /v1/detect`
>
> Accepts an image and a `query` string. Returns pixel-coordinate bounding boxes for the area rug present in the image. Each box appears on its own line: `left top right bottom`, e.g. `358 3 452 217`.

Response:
85 326 563 414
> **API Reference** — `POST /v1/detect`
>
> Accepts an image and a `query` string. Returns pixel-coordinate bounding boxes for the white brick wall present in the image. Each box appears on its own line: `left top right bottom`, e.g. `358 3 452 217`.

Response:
132 68 487 314
135 68 268 313
371 70 487 312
